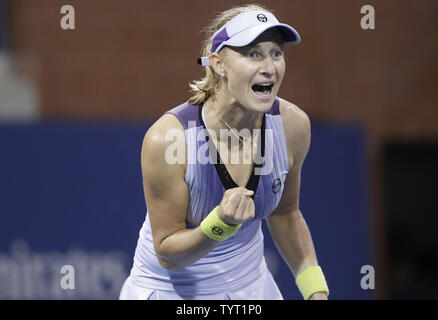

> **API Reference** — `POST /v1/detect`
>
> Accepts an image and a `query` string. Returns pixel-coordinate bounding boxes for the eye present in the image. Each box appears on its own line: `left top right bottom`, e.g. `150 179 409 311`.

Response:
247 51 259 58
272 50 283 58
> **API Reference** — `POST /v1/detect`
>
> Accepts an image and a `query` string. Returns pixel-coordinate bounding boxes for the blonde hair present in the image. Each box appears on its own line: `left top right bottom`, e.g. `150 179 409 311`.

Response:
188 4 274 105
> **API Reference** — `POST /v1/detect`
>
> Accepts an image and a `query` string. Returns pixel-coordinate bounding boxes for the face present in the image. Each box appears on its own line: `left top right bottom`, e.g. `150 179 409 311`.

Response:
217 29 286 112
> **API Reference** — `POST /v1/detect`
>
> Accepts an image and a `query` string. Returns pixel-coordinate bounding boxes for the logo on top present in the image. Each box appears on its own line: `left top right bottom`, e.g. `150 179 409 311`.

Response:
257 14 268 22
272 178 281 194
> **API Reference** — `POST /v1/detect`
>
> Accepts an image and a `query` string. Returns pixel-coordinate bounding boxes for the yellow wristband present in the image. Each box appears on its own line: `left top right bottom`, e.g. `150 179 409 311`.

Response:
200 206 242 241
295 266 329 300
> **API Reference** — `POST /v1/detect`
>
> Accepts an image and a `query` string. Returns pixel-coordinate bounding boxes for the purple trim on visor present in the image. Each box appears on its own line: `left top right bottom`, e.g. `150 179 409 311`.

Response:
211 28 230 53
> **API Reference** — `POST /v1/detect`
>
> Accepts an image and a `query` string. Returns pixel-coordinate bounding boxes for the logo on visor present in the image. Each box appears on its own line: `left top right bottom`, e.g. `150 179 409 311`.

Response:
257 14 268 22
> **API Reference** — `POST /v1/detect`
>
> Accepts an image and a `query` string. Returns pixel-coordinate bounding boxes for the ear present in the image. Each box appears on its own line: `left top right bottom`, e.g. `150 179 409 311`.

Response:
209 51 226 77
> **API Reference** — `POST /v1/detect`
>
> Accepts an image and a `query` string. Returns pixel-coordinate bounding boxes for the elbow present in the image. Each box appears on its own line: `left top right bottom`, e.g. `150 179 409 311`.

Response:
157 256 184 272
154 240 184 272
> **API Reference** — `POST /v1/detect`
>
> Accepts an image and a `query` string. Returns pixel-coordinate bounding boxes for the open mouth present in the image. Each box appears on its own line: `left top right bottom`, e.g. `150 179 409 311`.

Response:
251 82 274 98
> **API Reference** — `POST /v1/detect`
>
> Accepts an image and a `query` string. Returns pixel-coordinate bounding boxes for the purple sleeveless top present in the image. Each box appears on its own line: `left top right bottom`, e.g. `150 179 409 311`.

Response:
129 98 289 295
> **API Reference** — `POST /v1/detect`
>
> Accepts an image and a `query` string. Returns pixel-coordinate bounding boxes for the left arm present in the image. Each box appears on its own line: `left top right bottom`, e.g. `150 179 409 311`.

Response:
265 99 328 300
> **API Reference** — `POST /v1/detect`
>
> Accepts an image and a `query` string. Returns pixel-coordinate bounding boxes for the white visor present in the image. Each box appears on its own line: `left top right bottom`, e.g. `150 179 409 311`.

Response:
198 10 300 66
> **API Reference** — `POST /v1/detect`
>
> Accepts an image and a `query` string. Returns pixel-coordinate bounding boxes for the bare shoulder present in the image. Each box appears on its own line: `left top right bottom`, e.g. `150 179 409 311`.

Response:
277 98 311 165
143 114 185 149
141 113 186 183
278 98 310 136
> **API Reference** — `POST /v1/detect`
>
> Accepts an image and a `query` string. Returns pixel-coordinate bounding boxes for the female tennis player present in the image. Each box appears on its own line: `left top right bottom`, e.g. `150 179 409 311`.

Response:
120 4 329 300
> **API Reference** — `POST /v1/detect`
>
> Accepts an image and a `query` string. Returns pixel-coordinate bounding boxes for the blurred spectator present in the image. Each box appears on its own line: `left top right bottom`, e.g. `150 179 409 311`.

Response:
0 51 39 120
0 0 39 120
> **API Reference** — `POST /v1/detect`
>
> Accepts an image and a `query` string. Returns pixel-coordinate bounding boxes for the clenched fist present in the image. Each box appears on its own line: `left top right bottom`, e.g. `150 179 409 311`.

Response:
217 187 255 225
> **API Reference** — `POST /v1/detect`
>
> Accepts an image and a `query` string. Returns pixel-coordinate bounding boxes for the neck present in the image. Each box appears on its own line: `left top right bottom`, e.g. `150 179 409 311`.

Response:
204 96 262 134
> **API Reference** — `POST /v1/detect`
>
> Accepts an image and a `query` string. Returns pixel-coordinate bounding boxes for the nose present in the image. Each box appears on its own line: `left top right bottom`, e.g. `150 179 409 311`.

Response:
259 56 275 77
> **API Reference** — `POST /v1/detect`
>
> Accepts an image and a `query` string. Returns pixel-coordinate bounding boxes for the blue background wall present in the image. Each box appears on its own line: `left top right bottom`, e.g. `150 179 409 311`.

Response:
0 121 372 299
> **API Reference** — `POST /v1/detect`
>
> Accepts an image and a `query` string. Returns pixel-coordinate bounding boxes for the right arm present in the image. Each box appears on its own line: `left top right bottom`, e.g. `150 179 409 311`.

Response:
142 115 254 271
